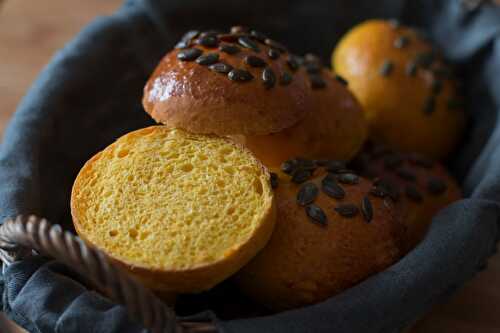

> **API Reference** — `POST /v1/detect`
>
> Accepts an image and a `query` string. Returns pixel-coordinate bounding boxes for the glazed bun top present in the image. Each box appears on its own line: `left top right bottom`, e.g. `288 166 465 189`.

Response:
232 55 368 167
143 27 316 135
236 159 406 310
332 19 465 159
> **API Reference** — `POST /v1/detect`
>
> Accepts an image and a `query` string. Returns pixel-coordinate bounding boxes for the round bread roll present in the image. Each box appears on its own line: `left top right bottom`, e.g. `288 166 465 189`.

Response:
231 55 368 167
143 28 312 135
71 126 276 293
351 144 462 250
332 19 465 159
236 159 406 310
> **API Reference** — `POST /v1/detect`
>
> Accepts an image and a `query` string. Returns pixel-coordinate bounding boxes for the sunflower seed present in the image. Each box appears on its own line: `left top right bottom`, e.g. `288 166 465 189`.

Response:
264 38 287 52
406 62 417 76
175 41 190 49
195 53 219 66
322 179 345 199
292 169 312 184
306 204 327 226
180 30 200 42
361 196 373 222
325 161 345 173
379 60 394 76
335 204 359 218
303 53 320 64
310 74 326 89
394 36 410 49
304 64 321 75
375 178 400 201
335 74 348 86
297 182 319 206
200 30 222 38
230 26 249 34
296 158 316 170
228 69 254 82
250 30 267 42
281 159 297 174
238 36 260 52
176 30 200 48
262 67 276 89
177 48 202 61
370 186 388 198
219 44 240 54
287 56 300 71
427 178 447 195
209 62 233 74
337 173 359 185
305 62 321 74
196 35 219 48
389 19 401 29
267 48 280 59
270 172 279 189
280 72 293 86
244 55 267 67
405 185 423 202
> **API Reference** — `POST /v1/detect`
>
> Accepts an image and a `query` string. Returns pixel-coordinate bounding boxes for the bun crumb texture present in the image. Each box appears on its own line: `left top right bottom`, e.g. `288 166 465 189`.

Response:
71 126 275 292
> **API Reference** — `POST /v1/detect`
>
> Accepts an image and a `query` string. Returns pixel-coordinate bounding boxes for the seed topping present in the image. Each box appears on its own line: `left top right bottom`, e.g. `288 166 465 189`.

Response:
177 48 202 61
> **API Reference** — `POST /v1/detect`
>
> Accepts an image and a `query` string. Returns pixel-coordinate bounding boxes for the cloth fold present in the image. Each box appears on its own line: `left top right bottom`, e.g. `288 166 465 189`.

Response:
1 0 499 332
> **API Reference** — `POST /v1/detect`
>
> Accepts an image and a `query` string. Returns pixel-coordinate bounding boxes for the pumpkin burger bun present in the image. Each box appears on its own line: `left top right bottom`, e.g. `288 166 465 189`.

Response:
143 27 368 168
236 159 406 310
351 143 461 250
333 19 465 159
71 126 276 293
143 28 312 136
233 54 368 167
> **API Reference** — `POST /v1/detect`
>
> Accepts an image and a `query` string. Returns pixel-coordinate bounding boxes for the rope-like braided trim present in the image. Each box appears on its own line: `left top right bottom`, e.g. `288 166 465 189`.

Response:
0 215 217 333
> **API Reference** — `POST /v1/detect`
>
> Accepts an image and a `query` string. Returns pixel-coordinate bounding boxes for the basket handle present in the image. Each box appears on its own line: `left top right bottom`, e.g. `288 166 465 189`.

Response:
0 215 217 333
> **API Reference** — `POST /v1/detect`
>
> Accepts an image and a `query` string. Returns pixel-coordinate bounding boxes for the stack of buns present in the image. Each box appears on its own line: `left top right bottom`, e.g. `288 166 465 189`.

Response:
71 21 465 311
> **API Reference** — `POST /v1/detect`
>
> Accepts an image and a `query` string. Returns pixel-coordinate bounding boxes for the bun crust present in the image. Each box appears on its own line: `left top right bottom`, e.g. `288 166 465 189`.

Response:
232 69 368 167
71 126 276 293
143 31 312 135
236 164 405 310
351 144 462 250
333 20 465 159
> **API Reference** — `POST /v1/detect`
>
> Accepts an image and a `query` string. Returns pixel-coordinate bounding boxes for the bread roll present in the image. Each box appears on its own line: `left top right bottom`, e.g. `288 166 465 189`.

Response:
232 56 368 167
332 19 465 159
71 126 276 293
351 144 462 249
236 159 405 310
143 28 312 135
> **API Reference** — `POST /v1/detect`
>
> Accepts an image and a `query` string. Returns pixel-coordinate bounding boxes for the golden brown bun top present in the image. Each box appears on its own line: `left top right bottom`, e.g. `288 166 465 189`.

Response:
143 27 319 135
231 61 368 167
238 161 406 310
332 19 465 159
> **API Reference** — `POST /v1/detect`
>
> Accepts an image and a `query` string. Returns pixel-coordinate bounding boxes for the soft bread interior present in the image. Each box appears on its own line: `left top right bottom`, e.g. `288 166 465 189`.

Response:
71 127 273 272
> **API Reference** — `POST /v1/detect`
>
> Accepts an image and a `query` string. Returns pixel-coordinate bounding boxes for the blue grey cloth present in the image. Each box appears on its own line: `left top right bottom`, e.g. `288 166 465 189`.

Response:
1 0 500 332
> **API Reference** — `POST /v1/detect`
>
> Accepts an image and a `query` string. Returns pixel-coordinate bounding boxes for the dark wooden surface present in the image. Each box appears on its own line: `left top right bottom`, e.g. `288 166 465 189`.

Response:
0 1 499 332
